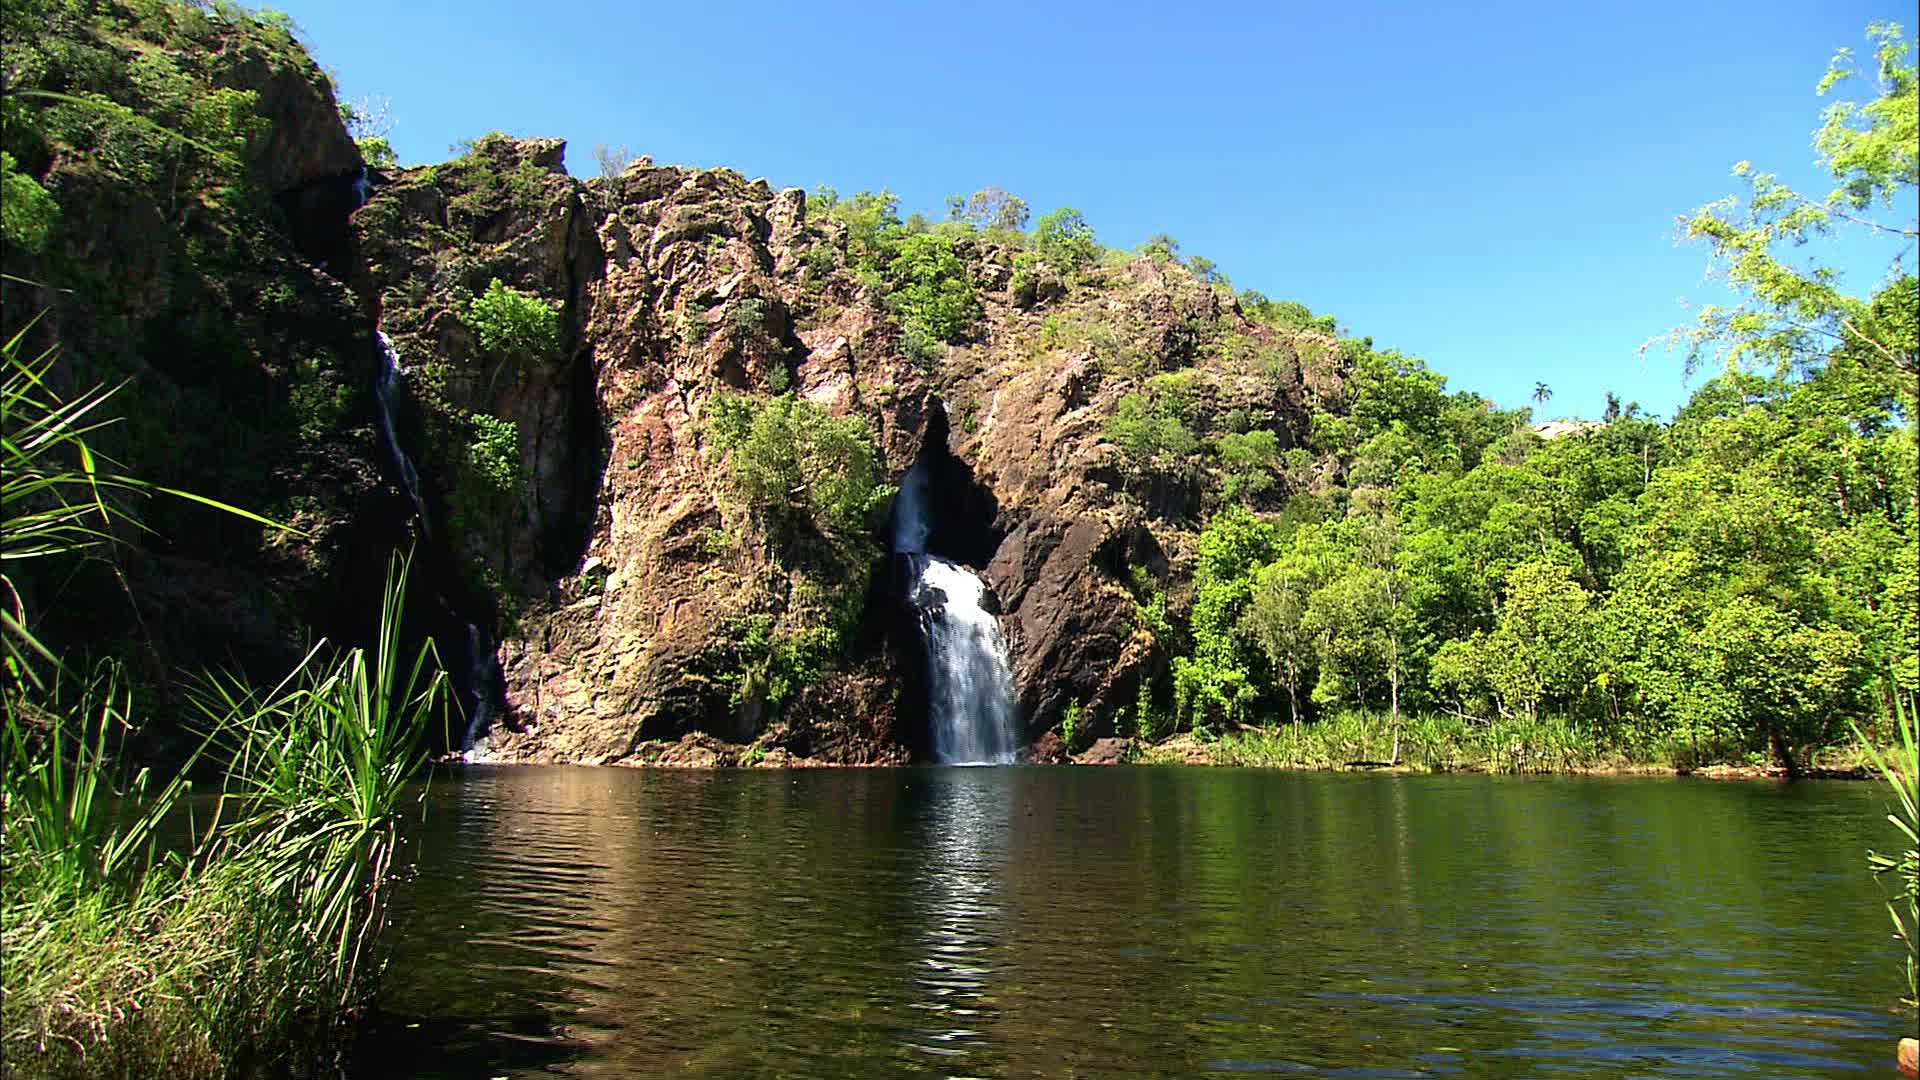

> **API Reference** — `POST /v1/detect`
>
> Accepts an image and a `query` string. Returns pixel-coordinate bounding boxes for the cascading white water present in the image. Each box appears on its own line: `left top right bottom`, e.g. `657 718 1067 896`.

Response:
895 462 1021 765
461 621 499 751
373 331 430 533
370 332 497 751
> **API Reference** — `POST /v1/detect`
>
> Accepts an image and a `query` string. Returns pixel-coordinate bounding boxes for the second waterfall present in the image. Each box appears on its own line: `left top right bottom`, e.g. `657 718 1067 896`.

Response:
894 461 1022 765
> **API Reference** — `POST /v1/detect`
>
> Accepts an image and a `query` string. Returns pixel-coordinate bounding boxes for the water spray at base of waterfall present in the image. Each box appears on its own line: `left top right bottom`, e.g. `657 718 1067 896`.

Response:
895 461 1022 765
460 622 502 754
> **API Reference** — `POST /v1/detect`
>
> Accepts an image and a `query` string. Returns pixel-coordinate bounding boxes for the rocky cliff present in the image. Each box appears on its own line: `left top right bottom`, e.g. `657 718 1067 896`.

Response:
4 5 1346 763
351 140 1343 763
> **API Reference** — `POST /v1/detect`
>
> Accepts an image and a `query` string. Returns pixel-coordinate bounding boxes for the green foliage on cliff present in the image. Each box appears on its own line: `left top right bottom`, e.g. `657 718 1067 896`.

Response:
887 232 979 359
703 394 892 716
0 152 59 254
706 393 891 545
1 1 284 211
465 413 526 498
1033 207 1099 272
1240 291 1340 335
1106 391 1198 468
468 278 563 365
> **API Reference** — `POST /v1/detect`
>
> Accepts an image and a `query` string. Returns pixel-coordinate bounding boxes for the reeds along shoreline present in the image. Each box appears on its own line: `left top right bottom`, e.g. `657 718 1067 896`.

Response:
1135 706 1909 777
2 322 444 1077
1 562 444 1079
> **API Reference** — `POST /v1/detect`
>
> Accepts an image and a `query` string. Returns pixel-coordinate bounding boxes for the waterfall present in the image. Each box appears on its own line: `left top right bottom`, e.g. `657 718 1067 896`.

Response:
895 461 1021 765
461 621 501 752
373 331 430 534
368 330 501 752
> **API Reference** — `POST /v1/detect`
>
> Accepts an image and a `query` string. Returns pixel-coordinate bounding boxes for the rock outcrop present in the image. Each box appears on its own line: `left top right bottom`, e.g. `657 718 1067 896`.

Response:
7 6 1346 763
343 141 1338 763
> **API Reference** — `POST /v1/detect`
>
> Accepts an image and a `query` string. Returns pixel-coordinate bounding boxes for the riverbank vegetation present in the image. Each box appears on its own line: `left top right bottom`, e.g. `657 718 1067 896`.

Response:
1856 692 1919 1011
1112 23 1917 776
2 302 442 1075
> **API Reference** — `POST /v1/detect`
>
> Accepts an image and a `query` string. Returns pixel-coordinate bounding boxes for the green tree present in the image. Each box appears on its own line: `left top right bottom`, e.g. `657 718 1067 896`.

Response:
1213 429 1280 502
1244 527 1334 732
1667 22 1916 388
886 232 979 359
946 186 1029 233
1433 560 1594 723
705 393 890 544
1172 506 1279 732
1139 233 1180 261
1309 492 1415 760
1033 207 1098 272
823 188 903 270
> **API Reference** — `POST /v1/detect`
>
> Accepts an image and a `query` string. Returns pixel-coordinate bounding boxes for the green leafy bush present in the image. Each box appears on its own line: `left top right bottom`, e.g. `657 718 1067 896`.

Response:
468 278 561 364
1105 391 1198 465
705 393 890 542
1061 698 1082 750
0 152 58 254
820 188 904 271
466 413 525 499
1034 207 1099 271
288 356 355 446
1213 429 1281 501
886 233 979 357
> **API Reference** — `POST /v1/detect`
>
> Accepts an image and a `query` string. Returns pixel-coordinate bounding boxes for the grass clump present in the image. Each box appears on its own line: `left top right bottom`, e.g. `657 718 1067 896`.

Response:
1855 688 1919 1012
1164 709 1613 773
2 563 445 1078
1 315 444 1076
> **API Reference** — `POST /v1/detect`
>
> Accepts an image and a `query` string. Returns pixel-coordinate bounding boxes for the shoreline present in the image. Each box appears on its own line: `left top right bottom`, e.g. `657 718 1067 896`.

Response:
451 731 1878 780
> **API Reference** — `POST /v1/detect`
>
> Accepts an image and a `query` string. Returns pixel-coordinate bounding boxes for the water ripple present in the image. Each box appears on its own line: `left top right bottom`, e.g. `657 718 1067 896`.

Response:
360 767 1910 1079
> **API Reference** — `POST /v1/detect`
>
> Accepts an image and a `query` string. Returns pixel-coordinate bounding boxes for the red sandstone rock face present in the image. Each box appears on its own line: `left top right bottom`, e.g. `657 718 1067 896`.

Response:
353 139 1337 764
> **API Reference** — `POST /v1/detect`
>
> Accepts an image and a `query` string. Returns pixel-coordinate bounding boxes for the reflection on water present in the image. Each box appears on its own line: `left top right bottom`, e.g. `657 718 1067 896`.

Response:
905 772 1008 1064
361 768 1911 1079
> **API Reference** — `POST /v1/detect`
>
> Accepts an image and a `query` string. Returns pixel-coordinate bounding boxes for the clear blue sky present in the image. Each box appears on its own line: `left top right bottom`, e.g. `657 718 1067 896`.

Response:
278 0 1914 419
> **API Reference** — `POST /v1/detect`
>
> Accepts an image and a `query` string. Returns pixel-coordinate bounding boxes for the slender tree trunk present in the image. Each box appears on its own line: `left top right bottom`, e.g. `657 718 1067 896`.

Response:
1389 669 1402 765
1767 723 1802 779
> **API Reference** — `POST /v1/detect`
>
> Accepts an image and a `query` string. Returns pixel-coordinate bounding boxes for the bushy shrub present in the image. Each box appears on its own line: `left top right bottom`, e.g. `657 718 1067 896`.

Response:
820 188 903 270
466 413 525 499
1139 233 1180 261
705 393 890 541
288 356 355 446
1105 391 1198 465
468 278 561 364
1240 291 1340 334
886 233 978 354
1214 429 1281 501
1034 207 1099 271
0 152 58 254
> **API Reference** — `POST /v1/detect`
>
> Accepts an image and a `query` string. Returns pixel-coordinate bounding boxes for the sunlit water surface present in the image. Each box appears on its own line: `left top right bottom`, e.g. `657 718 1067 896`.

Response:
361 767 1910 1078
